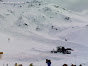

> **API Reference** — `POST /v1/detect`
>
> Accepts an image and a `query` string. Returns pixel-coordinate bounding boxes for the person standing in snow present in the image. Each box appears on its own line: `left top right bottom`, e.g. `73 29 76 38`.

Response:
46 59 51 66
46 59 48 63
63 64 68 66
29 63 33 66
79 64 82 66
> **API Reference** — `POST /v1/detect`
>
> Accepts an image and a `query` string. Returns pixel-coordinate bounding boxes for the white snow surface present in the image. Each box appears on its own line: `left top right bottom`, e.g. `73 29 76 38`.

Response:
0 0 88 66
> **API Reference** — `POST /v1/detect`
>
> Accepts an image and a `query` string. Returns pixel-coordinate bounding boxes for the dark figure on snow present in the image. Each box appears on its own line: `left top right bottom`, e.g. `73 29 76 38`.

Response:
63 64 68 66
62 47 66 54
46 59 51 66
79 64 82 66
71 64 76 66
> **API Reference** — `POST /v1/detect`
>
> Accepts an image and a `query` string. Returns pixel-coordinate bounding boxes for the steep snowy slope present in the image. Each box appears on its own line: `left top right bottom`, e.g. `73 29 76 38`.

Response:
0 0 88 38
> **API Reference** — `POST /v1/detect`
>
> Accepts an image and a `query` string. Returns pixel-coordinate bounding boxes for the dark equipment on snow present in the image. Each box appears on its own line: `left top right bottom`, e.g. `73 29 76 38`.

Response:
51 46 73 54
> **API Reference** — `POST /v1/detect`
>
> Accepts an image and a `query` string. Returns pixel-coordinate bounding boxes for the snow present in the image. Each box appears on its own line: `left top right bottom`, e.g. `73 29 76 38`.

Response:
0 0 88 66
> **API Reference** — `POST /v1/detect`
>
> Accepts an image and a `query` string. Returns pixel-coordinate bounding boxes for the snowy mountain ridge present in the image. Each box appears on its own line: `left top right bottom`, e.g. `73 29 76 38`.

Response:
0 0 88 39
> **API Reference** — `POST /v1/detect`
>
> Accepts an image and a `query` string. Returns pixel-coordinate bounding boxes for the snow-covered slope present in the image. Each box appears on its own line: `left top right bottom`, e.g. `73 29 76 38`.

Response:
0 0 88 66
0 0 88 38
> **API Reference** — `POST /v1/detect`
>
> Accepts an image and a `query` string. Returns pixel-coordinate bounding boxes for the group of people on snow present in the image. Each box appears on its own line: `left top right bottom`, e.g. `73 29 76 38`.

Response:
28 59 82 66
63 64 82 66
